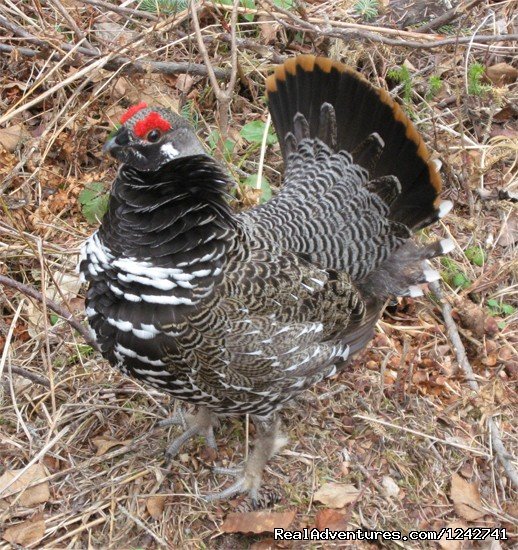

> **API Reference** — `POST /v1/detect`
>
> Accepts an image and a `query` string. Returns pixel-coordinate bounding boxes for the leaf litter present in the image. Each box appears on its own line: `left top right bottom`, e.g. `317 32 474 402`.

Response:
0 0 516 547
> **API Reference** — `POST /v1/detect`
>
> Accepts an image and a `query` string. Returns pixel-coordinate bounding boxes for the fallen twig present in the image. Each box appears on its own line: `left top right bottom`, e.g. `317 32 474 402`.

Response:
430 280 518 490
0 274 98 350
0 43 228 82
257 0 517 51
190 0 239 141
415 0 485 33
6 366 51 388
78 0 160 21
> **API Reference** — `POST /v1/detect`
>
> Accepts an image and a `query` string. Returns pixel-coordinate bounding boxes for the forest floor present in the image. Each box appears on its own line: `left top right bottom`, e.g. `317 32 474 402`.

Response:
0 1 517 548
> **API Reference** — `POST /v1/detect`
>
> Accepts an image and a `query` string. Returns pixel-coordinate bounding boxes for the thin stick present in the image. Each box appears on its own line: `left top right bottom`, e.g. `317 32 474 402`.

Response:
253 4 517 50
256 113 271 190
0 274 98 350
354 414 490 457
118 504 168 547
0 46 228 108
0 300 24 380
430 281 518 490
415 0 485 33
190 0 239 140
7 366 51 388
0 426 70 501
78 0 160 21
47 0 96 50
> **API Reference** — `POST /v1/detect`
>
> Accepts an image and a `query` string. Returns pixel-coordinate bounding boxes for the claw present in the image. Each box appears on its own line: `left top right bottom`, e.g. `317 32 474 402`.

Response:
161 407 219 461
204 476 248 502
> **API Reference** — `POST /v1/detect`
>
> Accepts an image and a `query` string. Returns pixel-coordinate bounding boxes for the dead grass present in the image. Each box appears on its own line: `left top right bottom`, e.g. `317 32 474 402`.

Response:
0 0 517 548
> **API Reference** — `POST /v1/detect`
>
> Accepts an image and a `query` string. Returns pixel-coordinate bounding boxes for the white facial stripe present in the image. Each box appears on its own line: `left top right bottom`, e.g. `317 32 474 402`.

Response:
161 142 179 160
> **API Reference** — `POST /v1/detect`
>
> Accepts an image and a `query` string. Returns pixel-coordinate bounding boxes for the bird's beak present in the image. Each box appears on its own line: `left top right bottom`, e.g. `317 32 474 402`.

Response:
102 137 117 155
103 127 129 156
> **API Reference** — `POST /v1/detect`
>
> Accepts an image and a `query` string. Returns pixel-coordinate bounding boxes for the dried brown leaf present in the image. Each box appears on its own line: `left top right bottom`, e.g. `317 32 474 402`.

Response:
315 508 348 530
2 519 45 546
258 15 278 44
496 212 518 247
176 74 194 93
450 473 485 521
0 464 50 506
0 124 25 152
313 482 360 508
220 510 296 534
381 475 400 498
146 495 166 519
94 21 138 45
485 63 518 86
91 435 131 456
438 520 468 550
453 297 486 338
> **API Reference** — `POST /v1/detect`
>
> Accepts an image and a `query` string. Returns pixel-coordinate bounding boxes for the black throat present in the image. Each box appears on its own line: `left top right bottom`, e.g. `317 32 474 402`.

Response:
99 155 236 267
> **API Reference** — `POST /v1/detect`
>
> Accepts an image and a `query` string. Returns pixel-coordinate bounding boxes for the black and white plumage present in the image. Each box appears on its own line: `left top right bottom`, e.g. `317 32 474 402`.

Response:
80 55 452 501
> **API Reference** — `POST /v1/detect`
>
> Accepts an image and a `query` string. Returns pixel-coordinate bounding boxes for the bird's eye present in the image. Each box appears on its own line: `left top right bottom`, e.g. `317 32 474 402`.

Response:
146 129 162 142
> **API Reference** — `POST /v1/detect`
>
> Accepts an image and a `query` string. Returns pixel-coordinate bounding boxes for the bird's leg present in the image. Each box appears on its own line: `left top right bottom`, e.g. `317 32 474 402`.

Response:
205 413 288 503
160 406 219 460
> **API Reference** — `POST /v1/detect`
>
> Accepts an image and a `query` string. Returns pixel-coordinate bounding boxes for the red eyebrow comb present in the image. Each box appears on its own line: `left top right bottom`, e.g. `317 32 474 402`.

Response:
134 112 172 138
120 102 148 124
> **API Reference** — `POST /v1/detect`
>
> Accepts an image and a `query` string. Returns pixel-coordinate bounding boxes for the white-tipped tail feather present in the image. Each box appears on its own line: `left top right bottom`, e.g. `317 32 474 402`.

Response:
440 238 455 254
438 200 453 219
408 285 424 297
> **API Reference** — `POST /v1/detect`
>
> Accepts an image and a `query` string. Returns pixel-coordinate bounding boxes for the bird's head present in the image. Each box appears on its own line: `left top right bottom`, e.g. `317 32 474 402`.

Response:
103 102 205 172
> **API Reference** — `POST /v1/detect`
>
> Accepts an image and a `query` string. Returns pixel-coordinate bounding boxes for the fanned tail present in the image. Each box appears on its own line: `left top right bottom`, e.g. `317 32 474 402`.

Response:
266 55 452 232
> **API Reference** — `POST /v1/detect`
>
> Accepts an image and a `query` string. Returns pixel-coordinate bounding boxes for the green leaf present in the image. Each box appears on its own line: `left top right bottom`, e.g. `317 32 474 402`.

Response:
426 75 442 100
387 65 413 103
207 130 235 157
465 245 485 267
138 0 187 14
487 299 516 317
243 174 272 203
273 0 293 8
467 63 492 96
240 120 278 145
50 313 59 326
501 303 516 316
353 0 379 21
216 0 256 21
451 272 471 289
79 182 109 224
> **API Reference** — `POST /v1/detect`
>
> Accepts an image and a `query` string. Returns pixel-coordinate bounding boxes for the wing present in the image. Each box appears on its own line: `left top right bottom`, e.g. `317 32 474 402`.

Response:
178 234 367 415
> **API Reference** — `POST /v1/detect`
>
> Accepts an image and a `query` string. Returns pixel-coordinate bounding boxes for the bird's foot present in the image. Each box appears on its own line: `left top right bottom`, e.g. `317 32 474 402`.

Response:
203 413 287 505
160 407 219 460
205 464 262 504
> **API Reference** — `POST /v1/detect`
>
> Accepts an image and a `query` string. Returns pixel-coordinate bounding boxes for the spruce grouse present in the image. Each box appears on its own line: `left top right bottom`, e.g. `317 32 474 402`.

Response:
80 55 453 501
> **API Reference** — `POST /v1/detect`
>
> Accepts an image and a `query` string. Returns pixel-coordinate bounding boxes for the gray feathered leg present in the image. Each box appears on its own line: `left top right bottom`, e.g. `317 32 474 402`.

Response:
161 406 219 460
204 413 288 504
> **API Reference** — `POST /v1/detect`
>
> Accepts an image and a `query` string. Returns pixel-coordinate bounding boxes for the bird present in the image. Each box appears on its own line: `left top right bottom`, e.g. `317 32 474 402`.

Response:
79 55 453 502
